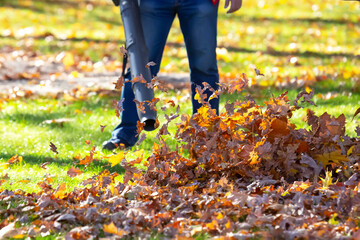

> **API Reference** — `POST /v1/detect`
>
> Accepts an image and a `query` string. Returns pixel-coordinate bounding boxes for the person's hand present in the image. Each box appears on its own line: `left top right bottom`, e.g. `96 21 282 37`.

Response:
224 0 242 13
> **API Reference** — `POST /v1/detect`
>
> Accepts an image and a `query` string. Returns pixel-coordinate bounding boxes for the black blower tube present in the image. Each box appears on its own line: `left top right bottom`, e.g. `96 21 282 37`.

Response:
119 0 157 131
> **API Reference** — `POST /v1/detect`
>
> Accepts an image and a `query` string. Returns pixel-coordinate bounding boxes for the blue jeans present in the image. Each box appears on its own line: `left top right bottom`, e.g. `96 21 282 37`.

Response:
111 0 219 146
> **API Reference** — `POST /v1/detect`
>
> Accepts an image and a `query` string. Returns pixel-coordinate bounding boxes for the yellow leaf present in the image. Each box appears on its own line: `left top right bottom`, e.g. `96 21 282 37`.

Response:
54 183 67 199
109 152 125 167
225 220 231 229
347 146 354 156
206 219 219 231
13 234 26 239
63 52 75 68
305 86 312 93
103 222 127 237
315 150 348 168
194 91 201 103
104 222 118 234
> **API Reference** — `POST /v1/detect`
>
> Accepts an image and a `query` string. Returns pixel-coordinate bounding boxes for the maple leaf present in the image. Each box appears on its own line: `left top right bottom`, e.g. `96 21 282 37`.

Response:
315 150 349 168
49 142 58 154
109 151 125 167
67 166 84 177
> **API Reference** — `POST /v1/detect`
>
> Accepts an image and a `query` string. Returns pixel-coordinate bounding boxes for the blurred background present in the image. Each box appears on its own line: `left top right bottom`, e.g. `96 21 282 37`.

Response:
0 0 359 87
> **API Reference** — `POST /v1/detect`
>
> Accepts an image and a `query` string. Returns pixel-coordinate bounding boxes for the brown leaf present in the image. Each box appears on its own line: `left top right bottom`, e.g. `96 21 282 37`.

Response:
113 76 124 91
352 107 360 121
49 142 59 154
67 166 84 177
254 68 264 76
100 125 107 132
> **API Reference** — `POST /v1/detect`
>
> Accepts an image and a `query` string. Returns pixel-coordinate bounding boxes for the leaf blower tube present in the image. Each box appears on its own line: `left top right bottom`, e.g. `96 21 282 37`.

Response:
119 0 157 131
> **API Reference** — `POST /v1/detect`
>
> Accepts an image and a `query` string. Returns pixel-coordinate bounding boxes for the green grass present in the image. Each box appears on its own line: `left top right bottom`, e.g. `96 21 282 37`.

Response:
1 82 360 193
0 0 360 193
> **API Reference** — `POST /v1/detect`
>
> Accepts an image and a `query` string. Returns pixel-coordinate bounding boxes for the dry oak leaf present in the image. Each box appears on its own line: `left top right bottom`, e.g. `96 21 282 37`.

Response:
67 166 84 177
113 76 124 90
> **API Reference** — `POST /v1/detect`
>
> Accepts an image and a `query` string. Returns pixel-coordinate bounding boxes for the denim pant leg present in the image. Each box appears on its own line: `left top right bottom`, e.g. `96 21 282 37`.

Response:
111 71 139 146
111 0 175 146
178 0 219 114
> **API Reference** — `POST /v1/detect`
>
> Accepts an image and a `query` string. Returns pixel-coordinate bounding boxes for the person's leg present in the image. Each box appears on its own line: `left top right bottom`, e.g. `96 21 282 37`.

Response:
177 0 219 114
104 0 175 150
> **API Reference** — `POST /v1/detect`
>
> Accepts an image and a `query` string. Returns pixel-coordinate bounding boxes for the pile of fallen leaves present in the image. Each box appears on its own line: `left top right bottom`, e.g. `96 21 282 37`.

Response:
1 75 360 239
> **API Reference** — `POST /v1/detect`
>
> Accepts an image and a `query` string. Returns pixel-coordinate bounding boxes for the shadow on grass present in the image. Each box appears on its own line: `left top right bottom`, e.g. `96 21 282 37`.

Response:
0 152 126 174
1 34 359 60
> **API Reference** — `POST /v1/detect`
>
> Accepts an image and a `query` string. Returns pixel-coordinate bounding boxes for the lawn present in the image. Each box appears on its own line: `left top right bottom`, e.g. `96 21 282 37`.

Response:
0 0 360 239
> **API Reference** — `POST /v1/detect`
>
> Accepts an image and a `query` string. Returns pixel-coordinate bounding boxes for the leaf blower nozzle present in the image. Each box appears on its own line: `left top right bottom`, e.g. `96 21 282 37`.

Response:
120 0 157 131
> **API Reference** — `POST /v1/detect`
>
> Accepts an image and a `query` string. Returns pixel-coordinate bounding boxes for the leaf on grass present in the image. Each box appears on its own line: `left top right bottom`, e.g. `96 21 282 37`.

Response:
67 166 84 177
8 154 23 164
49 142 59 154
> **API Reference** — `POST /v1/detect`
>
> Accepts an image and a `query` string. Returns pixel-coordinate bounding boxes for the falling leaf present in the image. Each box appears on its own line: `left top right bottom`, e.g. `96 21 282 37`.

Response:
255 68 264 76
67 166 84 177
85 140 91 145
109 152 125 167
100 125 107 132
113 76 124 91
120 46 127 56
49 142 59 154
352 107 360 121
